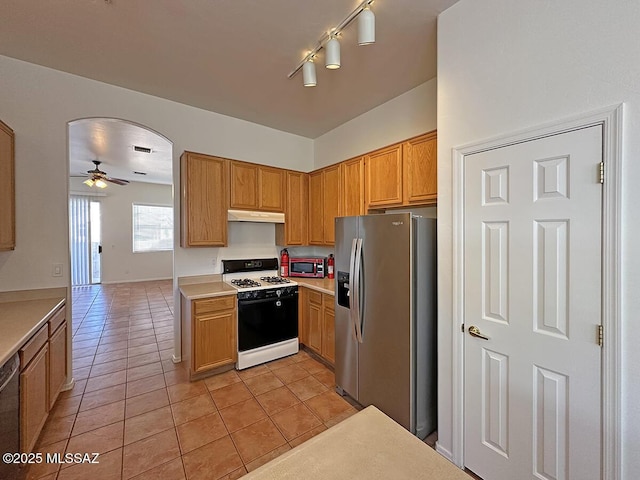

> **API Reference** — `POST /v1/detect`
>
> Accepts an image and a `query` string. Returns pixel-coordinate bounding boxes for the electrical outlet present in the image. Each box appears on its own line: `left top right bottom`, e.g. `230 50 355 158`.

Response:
52 263 63 277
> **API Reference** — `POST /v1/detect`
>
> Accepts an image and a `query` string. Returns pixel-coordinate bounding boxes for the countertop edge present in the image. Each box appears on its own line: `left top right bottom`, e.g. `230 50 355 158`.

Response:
179 283 238 300
294 279 335 296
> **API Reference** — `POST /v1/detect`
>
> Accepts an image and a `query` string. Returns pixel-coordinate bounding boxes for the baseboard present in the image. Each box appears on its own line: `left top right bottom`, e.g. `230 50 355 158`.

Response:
61 378 75 392
100 277 172 285
435 442 454 463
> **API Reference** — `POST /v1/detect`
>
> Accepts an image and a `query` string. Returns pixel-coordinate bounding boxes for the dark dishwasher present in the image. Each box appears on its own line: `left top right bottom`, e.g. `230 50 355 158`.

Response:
0 353 20 480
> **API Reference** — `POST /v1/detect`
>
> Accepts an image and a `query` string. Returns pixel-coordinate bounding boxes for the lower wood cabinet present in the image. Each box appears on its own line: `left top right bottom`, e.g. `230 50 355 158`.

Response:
322 300 335 364
48 322 67 410
182 295 237 378
20 340 48 454
19 303 68 453
300 288 335 365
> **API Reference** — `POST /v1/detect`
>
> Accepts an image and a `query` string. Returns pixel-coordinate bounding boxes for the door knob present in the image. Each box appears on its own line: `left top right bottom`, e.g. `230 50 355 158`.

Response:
468 325 489 340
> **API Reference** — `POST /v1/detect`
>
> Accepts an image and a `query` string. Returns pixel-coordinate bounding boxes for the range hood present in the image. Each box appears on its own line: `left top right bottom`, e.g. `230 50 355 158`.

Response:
227 209 285 223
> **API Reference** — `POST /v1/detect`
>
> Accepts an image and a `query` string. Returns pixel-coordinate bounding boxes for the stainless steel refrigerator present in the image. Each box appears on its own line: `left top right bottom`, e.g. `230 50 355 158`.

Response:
334 213 436 439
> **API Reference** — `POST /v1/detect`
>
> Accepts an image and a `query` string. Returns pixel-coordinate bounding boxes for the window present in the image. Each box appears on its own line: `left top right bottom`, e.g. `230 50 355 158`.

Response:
132 204 173 252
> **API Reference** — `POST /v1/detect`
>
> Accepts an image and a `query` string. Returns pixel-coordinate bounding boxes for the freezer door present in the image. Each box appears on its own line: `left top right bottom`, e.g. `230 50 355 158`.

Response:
357 213 414 431
334 216 359 400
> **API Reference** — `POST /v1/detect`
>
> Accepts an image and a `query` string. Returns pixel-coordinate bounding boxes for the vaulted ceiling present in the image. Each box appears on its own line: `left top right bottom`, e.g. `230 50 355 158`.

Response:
0 0 456 139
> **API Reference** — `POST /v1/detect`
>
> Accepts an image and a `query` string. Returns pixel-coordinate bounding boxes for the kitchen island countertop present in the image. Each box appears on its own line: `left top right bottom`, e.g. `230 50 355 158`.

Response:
243 405 469 480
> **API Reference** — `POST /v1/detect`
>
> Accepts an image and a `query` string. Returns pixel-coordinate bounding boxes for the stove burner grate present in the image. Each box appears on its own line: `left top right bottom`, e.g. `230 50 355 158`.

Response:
230 278 261 288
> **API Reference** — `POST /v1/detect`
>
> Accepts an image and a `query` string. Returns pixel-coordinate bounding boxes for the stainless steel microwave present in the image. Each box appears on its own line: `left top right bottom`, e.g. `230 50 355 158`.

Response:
289 257 326 278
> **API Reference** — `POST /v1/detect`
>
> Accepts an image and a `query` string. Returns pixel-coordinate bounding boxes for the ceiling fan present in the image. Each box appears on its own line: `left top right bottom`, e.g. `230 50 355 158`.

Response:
82 160 129 188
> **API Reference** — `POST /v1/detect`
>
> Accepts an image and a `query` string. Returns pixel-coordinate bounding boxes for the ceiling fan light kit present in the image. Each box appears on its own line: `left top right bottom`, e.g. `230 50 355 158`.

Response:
288 0 375 87
82 160 130 188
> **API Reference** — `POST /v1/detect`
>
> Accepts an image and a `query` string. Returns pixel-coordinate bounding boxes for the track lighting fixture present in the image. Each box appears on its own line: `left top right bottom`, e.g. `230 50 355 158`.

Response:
302 58 317 87
288 0 375 86
325 35 341 69
358 5 375 45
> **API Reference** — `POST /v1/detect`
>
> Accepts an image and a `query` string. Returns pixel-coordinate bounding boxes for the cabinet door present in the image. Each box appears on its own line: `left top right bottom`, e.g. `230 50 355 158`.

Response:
281 171 308 246
365 143 403 208
403 132 437 205
307 290 323 354
258 166 285 212
308 171 324 245
0 120 15 251
322 165 341 245
48 322 67 410
323 165 341 245
298 287 308 346
20 345 48 453
193 311 237 373
230 161 259 210
322 295 335 365
341 157 365 217
181 153 228 247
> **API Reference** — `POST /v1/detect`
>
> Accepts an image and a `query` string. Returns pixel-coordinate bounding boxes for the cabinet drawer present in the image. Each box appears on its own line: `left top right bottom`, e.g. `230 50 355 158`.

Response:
194 296 236 315
323 293 335 312
308 290 322 306
20 324 48 369
48 305 66 336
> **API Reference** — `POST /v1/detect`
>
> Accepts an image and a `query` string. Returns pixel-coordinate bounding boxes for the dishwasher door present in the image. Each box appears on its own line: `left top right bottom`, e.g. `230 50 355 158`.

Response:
0 353 20 480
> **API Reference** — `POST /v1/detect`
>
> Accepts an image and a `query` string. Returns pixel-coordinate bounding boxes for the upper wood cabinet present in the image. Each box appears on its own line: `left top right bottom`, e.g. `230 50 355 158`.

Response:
365 131 437 210
309 165 340 246
230 161 285 212
181 152 228 247
276 171 309 246
0 119 15 251
365 143 403 209
403 132 437 205
323 165 340 245
340 156 365 216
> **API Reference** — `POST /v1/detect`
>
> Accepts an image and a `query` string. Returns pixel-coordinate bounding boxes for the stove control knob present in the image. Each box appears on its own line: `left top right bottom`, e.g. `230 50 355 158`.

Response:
276 289 282 297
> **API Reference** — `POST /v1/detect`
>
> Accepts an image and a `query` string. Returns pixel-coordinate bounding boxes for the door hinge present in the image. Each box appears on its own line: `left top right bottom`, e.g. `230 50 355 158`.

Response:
598 325 604 347
599 162 605 184
461 323 465 333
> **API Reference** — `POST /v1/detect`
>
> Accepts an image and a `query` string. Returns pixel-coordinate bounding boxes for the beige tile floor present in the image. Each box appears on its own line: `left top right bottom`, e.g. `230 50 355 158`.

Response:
24 280 359 480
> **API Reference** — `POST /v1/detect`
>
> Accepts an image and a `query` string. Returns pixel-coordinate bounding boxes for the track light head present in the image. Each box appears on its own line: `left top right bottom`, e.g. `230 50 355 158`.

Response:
325 36 341 69
358 5 375 45
302 58 317 87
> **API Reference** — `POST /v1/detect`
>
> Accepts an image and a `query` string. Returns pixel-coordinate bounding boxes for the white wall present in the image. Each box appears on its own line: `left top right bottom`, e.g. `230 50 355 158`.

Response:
0 54 313 293
70 178 173 283
313 79 437 168
437 0 639 474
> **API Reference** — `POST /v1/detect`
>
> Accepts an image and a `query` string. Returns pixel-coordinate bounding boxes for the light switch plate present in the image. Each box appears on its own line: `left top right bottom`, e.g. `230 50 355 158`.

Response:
52 263 63 277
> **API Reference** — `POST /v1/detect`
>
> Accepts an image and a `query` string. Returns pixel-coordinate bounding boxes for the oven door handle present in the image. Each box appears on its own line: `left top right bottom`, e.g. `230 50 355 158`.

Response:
238 296 296 306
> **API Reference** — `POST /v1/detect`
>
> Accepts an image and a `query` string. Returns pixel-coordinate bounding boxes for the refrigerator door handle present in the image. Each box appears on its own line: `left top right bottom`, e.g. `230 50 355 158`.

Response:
349 238 359 341
354 237 364 343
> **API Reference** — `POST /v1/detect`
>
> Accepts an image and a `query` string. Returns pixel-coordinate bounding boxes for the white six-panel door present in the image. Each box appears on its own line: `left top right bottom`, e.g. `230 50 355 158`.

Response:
463 126 603 480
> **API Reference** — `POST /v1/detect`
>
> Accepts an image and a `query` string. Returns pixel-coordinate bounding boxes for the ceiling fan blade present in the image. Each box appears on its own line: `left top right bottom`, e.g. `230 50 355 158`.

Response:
106 177 129 186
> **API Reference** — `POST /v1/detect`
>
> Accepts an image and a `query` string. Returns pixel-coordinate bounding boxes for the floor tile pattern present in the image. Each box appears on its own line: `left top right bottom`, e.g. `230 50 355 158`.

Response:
25 280 358 480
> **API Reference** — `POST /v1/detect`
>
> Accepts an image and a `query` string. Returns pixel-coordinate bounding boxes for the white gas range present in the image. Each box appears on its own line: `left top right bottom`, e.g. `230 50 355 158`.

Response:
222 258 299 369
